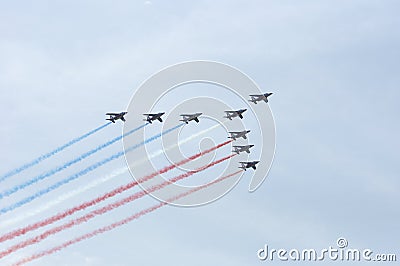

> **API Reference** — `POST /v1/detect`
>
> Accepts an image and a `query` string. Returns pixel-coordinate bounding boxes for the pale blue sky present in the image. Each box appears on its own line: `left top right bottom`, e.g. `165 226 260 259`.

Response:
0 0 399 265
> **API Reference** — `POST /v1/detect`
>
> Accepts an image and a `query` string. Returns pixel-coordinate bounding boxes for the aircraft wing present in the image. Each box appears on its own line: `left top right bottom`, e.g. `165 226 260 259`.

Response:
106 113 119 115
250 95 263 100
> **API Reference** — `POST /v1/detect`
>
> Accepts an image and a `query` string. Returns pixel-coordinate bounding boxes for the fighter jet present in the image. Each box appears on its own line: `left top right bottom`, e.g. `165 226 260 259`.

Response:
249 92 273 104
224 109 247 120
228 130 251 140
180 113 202 124
239 161 259 171
232 144 254 154
106 112 127 123
143 112 165 124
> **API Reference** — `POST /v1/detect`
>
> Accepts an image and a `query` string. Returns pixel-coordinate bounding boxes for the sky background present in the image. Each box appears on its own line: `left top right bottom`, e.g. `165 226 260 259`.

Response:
0 0 399 265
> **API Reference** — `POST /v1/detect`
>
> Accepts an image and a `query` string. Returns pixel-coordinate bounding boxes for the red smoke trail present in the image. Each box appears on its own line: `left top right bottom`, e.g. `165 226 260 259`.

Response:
12 169 242 266
0 140 232 244
0 154 236 259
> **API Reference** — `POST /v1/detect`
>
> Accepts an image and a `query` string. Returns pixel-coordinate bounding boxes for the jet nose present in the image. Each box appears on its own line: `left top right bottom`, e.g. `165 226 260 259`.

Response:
250 144 254 147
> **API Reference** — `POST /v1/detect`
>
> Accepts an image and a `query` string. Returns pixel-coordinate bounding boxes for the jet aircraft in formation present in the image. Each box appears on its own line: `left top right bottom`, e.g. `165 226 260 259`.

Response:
105 112 127 123
224 109 247 120
249 92 273 104
106 92 273 171
232 144 254 154
228 130 251 140
180 113 202 124
239 161 260 171
143 112 165 124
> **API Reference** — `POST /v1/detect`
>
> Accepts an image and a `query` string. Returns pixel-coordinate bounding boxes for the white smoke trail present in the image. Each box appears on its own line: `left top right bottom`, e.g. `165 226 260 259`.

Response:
0 123 221 228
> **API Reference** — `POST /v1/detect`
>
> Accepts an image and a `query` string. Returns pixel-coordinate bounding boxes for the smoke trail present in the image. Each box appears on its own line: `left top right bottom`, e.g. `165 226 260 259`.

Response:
0 124 146 199
0 140 232 242
1 155 236 259
0 123 223 228
11 170 242 266
0 124 183 215
0 123 111 184
132 123 221 167
0 168 128 229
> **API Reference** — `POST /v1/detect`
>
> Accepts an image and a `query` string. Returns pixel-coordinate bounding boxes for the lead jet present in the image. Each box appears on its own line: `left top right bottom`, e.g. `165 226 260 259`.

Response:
143 112 165 124
180 113 202 124
224 109 247 120
232 144 254 154
249 92 273 104
106 112 127 123
239 161 259 171
228 130 251 140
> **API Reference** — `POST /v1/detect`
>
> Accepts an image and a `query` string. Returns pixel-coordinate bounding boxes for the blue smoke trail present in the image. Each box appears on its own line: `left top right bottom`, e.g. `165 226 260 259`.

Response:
0 123 111 184
0 124 146 199
0 123 183 215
